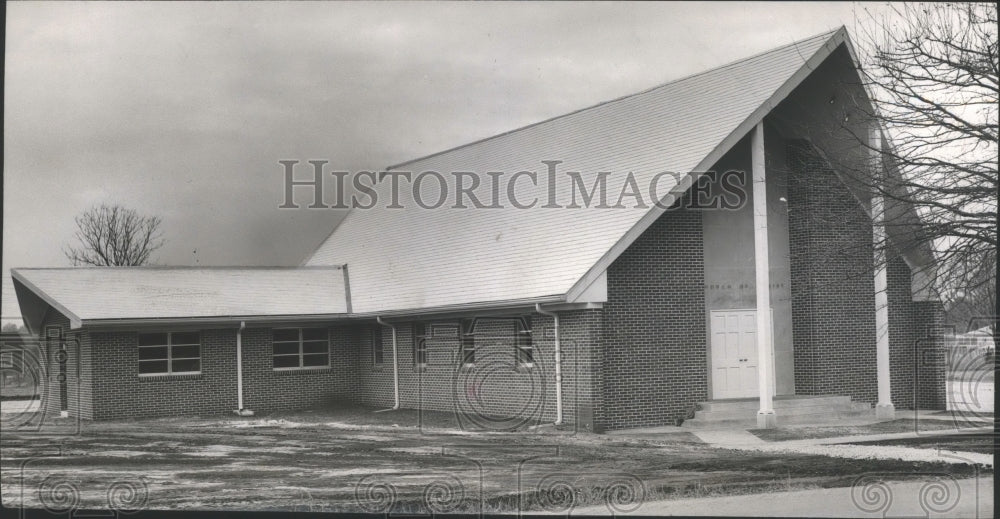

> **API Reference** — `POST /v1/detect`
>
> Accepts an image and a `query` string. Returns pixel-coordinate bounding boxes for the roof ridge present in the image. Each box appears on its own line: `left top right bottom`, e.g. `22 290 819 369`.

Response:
301 27 843 267
387 27 842 170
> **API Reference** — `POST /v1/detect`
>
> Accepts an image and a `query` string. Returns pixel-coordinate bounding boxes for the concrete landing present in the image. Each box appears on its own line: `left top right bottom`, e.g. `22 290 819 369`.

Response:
683 395 875 429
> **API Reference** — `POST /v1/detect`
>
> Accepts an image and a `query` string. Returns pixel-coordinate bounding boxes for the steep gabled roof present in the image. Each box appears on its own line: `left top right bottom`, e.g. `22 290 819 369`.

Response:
12 267 349 331
307 28 851 314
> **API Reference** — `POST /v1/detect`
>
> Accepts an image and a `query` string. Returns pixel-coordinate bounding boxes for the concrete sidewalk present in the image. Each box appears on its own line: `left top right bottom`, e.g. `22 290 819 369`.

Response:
688 427 993 467
568 476 992 517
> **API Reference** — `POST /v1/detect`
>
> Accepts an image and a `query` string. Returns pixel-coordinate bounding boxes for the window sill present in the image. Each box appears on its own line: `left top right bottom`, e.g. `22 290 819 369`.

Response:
273 366 331 374
515 363 534 373
138 372 202 380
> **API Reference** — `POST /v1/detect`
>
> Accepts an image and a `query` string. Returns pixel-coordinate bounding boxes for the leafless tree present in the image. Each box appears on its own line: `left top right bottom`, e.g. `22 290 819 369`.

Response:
64 204 164 266
854 3 997 347
787 4 999 347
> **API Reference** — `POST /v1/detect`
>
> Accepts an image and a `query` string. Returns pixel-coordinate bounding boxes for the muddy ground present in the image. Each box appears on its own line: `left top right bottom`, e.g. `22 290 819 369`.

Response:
1 406 990 514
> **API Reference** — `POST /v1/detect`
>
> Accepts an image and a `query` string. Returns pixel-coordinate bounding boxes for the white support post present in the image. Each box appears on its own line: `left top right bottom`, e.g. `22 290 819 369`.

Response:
752 122 776 429
870 127 894 419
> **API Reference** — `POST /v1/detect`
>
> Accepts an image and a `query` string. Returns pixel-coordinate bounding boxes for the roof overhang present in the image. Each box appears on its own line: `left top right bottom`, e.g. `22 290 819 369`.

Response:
11 266 351 332
566 27 856 302
566 26 940 303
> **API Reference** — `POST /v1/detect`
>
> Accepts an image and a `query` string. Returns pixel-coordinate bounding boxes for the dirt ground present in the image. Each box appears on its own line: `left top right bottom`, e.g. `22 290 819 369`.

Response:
748 417 990 442
1 405 990 514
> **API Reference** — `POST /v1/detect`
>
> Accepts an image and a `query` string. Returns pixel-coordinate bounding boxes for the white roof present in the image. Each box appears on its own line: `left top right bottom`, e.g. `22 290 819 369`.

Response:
14 28 870 326
12 267 348 329
306 29 844 313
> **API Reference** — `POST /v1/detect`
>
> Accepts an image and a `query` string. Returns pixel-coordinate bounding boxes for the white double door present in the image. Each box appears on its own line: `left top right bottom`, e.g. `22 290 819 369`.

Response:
710 309 773 399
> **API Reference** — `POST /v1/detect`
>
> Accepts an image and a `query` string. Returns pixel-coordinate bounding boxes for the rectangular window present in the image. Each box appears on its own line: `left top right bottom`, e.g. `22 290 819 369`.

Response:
517 316 533 367
138 331 201 375
413 323 427 368
272 328 329 369
430 324 459 338
372 328 384 365
0 352 12 369
460 319 475 366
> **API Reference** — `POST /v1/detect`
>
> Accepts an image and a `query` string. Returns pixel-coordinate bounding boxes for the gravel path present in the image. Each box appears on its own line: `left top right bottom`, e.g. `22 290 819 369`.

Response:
692 427 993 467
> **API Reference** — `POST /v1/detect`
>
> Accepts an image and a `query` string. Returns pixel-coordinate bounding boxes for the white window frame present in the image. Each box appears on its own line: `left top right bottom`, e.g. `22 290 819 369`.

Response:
272 327 330 371
413 323 428 369
138 331 201 377
516 317 534 368
0 352 13 369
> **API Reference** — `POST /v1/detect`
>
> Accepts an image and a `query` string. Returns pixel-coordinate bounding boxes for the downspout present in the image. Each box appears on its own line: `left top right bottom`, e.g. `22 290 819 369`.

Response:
375 316 400 411
535 304 563 426
234 321 254 416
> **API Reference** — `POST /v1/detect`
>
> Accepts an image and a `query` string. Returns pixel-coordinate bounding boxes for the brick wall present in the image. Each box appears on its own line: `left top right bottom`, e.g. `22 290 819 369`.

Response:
90 328 237 420
787 140 947 410
38 312 91 419
886 251 918 409
787 140 879 405
600 204 707 430
353 311 603 431
241 325 359 413
37 318 362 421
913 301 947 409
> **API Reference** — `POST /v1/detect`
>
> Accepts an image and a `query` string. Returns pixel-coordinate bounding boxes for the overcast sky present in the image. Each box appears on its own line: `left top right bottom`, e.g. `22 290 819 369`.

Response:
2 1 898 323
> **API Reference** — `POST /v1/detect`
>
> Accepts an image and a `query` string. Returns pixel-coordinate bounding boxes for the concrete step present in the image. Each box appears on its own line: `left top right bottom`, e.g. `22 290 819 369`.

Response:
697 395 852 413
693 404 849 422
682 407 876 429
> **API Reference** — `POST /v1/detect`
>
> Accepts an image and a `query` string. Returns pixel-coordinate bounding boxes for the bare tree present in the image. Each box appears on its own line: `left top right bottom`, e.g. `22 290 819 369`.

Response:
854 3 997 347
64 204 165 266
783 4 999 348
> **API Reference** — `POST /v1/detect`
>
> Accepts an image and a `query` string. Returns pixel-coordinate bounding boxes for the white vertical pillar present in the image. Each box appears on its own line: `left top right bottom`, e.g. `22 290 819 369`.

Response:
870 127 895 419
752 122 776 428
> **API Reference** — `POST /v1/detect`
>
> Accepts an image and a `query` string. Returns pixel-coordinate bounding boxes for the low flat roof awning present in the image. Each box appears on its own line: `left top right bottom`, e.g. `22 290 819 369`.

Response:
11 266 350 332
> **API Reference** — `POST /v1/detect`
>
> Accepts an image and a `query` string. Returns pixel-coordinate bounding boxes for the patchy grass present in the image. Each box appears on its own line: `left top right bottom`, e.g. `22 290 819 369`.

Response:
844 433 995 455
2 405 990 513
749 418 981 442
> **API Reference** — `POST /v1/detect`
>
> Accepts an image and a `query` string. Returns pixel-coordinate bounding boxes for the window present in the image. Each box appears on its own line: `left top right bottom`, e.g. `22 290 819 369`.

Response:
138 331 201 375
0 352 13 369
413 323 427 368
429 324 459 338
272 328 329 369
372 328 384 365
516 316 533 367
45 326 61 341
460 319 475 366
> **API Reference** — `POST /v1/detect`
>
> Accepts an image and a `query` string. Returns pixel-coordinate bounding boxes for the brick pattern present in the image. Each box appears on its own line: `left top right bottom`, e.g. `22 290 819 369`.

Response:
38 312 91 419
241 326 358 414
913 301 947 409
84 325 357 420
600 204 708 431
786 141 946 410
787 140 879 404
353 311 603 431
886 251 918 409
